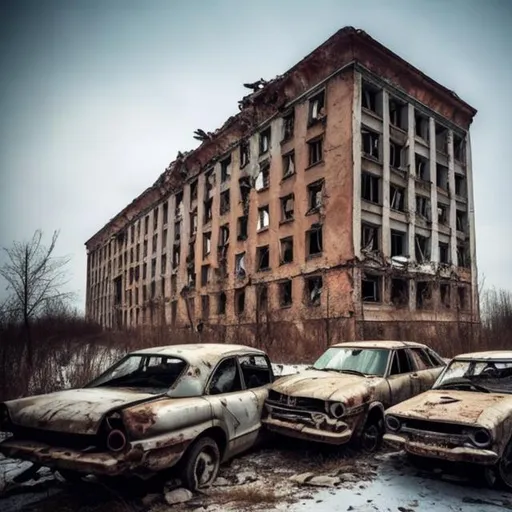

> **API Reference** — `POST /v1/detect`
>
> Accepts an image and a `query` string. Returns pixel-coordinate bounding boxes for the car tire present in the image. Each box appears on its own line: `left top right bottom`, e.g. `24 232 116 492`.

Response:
181 436 220 490
359 414 384 453
498 439 512 490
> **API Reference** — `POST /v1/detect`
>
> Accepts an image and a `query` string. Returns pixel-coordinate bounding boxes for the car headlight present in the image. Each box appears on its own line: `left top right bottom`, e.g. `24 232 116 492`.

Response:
385 415 401 432
469 428 492 448
328 402 346 419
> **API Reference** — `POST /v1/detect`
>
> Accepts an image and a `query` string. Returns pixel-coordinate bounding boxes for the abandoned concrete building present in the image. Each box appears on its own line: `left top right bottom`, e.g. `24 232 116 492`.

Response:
85 27 479 347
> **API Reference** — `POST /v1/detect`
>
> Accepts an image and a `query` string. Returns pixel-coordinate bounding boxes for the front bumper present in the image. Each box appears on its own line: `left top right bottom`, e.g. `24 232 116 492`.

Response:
384 433 499 465
262 417 353 445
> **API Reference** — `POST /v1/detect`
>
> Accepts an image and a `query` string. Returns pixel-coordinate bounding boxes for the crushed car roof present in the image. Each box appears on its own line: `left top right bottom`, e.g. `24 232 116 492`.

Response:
331 340 428 350
453 350 512 361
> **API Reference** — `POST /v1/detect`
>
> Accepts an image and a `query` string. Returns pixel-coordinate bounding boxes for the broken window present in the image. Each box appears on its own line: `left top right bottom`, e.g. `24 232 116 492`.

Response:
174 221 181 243
453 134 465 162
308 137 323 166
153 208 159 230
235 252 246 279
152 233 158 254
190 180 198 202
440 283 451 308
190 210 198 235
361 172 380 204
257 205 269 231
220 190 230 215
390 141 404 169
457 286 467 310
282 112 294 141
130 224 135 244
391 229 406 257
130 248 134 264
142 284 147 302
415 154 429 181
201 264 210 286
390 184 405 212
255 161 270 190
172 245 180 268
143 263 147 280
162 254 167 275
305 179 324 213
171 274 177 294
362 274 381 302
201 295 209 319
221 155 232 183
280 237 293 264
187 268 196 288
309 90 325 124
389 98 407 129
219 224 229 247
306 225 323 257
415 234 430 263
175 192 183 218
457 243 468 268
279 280 293 307
362 129 380 159
204 170 215 200
282 152 295 178
257 285 268 312
362 82 380 113
391 278 409 307
259 127 271 154
305 276 322 306
439 242 449 264
436 164 449 191
163 202 169 225
144 216 149 235
203 232 211 257
455 174 466 197
134 266 140 281
361 223 379 252
151 258 157 278
129 267 134 285
235 289 245 315
438 204 448 225
162 229 167 251
280 194 294 222
150 280 156 299
416 195 431 220
415 112 429 142
170 301 177 325
204 199 213 224
416 281 432 309
456 209 466 232
217 292 226 315
256 245 270 271
240 141 250 168
237 216 248 241
435 124 448 154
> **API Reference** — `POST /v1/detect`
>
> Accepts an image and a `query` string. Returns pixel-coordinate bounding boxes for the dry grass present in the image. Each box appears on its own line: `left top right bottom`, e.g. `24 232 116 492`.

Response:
211 485 280 506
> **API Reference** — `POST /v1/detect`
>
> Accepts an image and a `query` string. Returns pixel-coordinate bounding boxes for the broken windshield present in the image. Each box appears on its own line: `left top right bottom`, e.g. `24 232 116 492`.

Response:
313 348 390 377
434 359 512 394
87 354 187 393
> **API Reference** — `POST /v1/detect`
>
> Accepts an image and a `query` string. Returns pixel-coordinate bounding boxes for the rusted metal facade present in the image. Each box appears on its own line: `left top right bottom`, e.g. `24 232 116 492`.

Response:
84 27 478 350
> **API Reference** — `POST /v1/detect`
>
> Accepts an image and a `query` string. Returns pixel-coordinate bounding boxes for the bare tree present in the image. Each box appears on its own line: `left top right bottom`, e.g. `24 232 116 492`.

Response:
0 230 73 367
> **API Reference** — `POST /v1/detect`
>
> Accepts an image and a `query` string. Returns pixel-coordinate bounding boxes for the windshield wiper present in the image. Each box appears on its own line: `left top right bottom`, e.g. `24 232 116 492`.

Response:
316 368 366 376
436 378 490 393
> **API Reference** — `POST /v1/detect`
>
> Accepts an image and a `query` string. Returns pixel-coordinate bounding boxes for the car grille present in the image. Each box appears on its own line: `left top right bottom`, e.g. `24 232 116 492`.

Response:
402 419 466 436
267 391 325 413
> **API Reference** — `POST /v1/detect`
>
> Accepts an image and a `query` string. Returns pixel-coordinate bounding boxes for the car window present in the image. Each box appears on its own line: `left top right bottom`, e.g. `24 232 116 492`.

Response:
389 349 413 375
208 358 243 395
238 355 272 388
408 349 429 371
426 348 445 367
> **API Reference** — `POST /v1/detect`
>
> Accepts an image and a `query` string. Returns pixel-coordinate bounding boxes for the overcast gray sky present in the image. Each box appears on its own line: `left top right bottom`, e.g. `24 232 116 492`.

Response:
0 0 511 311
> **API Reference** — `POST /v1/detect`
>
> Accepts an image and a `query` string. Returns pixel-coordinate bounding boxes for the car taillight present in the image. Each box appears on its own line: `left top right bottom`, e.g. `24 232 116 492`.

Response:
106 429 127 452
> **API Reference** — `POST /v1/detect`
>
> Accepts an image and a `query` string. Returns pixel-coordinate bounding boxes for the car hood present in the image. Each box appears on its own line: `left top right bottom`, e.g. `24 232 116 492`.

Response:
387 390 512 429
271 369 382 402
5 388 160 435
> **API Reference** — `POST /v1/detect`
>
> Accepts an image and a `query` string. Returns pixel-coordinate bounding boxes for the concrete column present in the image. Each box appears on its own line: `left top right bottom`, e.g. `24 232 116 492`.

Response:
429 117 439 262
407 104 416 310
465 131 479 321
381 90 391 256
447 131 457 265
352 72 363 259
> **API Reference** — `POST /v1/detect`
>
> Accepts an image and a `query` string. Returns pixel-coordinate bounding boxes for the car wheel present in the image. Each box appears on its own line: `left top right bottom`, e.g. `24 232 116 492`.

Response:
360 415 384 453
499 440 512 490
181 436 220 490
58 469 84 483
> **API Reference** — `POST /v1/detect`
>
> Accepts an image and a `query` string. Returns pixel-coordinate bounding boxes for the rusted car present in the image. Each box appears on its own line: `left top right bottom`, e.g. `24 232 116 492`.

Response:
383 351 512 489
0 344 274 489
262 341 445 451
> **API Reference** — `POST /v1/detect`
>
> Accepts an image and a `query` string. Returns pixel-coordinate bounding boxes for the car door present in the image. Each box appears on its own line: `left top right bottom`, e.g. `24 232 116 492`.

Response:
407 347 445 392
205 357 261 457
386 349 419 406
238 354 274 418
